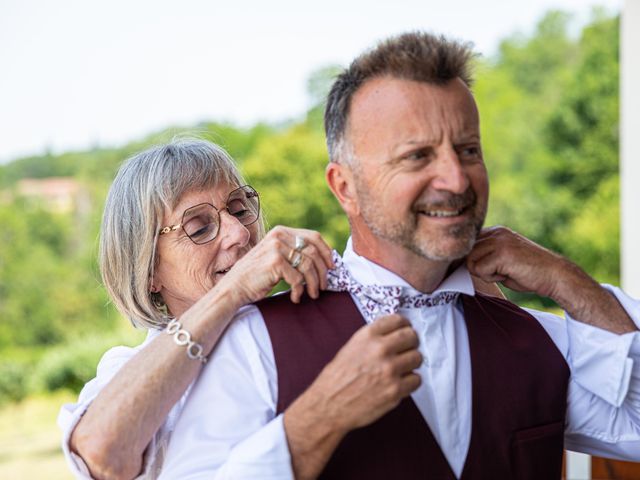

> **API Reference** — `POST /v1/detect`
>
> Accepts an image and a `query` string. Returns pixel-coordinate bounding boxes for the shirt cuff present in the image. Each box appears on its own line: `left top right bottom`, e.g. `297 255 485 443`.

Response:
566 285 640 407
221 414 294 480
57 399 95 479
627 332 640 417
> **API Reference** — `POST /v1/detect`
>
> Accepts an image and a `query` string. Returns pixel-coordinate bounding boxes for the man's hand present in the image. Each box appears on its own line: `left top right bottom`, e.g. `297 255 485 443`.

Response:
467 226 637 334
284 314 422 479
303 314 422 430
466 226 566 298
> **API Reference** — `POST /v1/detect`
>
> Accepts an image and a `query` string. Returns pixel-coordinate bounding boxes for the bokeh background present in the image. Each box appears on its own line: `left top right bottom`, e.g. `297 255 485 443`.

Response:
0 0 623 477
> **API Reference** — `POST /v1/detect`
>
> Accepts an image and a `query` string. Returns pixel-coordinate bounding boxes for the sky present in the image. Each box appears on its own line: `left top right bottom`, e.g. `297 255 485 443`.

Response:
0 0 622 163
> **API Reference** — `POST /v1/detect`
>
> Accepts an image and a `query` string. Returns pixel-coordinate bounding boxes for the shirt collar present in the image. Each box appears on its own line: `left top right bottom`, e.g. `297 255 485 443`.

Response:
342 237 476 296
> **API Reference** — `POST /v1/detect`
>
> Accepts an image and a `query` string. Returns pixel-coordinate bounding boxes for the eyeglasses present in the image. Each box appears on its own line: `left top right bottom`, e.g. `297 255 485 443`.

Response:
158 185 260 245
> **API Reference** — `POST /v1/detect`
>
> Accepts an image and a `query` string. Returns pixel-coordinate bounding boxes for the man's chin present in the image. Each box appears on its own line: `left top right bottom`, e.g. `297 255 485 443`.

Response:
410 234 476 263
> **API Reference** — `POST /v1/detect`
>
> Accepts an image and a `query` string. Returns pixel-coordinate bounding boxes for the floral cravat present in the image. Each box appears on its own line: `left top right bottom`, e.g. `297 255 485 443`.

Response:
326 251 458 322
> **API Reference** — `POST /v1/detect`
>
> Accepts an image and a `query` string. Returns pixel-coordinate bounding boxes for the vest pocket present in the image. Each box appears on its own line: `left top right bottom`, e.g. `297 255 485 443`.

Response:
510 421 564 480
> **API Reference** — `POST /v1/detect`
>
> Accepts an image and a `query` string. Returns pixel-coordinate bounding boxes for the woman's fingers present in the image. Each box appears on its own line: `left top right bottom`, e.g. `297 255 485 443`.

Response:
306 230 335 270
279 260 305 303
237 225 336 303
275 243 321 302
298 243 329 291
287 251 318 298
281 227 334 269
276 227 334 294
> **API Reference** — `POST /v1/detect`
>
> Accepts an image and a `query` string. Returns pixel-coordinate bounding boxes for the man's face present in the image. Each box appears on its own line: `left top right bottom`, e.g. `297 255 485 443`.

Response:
346 76 489 262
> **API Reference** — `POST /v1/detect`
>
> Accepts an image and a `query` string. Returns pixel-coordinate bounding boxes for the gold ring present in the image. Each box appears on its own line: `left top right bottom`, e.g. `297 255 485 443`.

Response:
294 235 306 252
291 252 302 269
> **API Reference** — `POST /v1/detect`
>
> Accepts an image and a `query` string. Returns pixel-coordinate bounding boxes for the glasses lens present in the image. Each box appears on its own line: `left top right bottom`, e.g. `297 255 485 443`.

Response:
226 186 260 226
181 204 219 244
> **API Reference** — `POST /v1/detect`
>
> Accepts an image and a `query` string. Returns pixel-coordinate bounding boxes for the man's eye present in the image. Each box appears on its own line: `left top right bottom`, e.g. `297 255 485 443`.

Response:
459 146 480 158
405 149 430 161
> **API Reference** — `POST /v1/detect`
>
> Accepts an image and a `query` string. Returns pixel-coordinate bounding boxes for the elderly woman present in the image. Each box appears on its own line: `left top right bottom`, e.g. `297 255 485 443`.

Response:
58 139 335 479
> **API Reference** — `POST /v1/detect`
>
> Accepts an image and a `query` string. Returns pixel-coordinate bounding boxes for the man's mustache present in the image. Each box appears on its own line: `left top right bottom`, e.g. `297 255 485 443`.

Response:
413 188 477 211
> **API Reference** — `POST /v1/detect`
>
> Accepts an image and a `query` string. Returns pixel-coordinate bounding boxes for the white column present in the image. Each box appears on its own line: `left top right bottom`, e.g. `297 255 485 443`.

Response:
622 0 640 297
566 451 591 480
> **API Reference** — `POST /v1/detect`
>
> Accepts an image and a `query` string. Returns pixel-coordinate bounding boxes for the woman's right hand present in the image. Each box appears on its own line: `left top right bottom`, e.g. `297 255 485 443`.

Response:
219 226 335 306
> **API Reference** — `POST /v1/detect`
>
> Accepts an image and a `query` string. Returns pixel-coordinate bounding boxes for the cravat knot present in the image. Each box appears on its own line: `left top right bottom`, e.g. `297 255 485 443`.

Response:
327 250 458 322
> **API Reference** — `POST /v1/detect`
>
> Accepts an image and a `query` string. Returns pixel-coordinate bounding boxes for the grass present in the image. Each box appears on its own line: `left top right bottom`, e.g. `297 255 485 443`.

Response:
0 391 77 479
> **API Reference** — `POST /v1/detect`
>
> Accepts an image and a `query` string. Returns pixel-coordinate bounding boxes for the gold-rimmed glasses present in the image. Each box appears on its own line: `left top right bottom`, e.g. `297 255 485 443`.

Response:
158 185 260 245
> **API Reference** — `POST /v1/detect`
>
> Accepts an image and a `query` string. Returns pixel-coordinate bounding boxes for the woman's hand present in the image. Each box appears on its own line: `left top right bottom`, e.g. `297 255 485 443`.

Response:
220 226 335 306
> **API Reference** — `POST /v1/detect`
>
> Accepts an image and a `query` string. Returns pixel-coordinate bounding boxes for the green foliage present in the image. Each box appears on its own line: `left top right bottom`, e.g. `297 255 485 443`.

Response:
0 199 114 348
2 329 144 396
496 10 577 96
305 65 344 131
242 124 350 249
0 361 30 405
545 14 619 198
554 175 620 284
30 335 115 393
477 8 620 291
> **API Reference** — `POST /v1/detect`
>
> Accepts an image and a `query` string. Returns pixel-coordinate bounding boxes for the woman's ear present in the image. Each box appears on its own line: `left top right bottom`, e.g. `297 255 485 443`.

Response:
150 269 162 293
326 162 360 217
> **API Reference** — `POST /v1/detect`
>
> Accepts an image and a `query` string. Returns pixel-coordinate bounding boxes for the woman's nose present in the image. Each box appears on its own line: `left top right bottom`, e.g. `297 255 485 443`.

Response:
217 211 251 250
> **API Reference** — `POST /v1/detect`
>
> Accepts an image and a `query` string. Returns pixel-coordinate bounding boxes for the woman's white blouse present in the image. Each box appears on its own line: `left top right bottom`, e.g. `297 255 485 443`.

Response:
57 330 182 479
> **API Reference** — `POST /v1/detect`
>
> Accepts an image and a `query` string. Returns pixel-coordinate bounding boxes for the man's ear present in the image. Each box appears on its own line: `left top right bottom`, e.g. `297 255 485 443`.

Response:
326 161 360 216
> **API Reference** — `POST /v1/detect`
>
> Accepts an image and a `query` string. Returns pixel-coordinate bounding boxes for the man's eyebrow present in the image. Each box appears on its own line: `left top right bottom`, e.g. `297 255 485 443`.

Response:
391 132 480 152
456 133 481 142
391 137 438 153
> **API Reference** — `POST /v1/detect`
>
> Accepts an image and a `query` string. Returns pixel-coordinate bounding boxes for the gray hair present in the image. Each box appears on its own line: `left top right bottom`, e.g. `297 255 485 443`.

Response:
99 138 263 329
324 31 476 164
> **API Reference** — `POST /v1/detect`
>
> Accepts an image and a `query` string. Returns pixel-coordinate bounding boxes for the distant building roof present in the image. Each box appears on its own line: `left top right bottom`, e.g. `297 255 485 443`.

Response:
17 177 87 213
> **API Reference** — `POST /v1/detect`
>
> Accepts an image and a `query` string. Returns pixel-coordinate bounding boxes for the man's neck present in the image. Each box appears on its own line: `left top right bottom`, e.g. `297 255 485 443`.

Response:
350 234 452 294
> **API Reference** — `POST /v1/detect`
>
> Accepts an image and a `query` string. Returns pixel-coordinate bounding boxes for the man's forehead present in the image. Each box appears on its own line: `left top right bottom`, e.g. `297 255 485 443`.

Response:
346 76 480 144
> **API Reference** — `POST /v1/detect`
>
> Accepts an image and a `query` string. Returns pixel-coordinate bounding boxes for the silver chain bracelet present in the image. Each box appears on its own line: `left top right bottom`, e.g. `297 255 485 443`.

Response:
165 318 207 364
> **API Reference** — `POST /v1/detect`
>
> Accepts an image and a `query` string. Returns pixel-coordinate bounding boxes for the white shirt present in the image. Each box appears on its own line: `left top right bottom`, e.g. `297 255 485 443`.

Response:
59 240 640 479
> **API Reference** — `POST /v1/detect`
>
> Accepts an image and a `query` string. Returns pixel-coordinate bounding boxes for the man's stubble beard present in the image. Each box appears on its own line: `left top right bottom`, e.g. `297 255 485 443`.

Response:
355 180 486 263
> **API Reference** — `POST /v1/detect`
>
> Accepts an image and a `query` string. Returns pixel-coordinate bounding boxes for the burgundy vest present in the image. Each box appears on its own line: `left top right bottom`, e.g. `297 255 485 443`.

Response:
258 291 570 479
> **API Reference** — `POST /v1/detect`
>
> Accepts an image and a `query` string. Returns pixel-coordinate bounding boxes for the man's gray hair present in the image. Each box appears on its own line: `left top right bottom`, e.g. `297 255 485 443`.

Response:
99 138 262 329
324 31 477 164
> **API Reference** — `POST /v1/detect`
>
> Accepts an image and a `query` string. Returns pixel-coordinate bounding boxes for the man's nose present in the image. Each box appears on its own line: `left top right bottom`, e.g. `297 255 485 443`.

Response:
217 210 251 250
430 145 470 194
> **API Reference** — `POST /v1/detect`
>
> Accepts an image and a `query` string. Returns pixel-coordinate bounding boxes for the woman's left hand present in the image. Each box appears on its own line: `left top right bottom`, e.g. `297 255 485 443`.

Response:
220 226 335 306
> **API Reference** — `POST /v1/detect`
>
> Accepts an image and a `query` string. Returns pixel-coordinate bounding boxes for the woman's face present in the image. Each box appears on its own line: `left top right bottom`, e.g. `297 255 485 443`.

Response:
152 185 259 317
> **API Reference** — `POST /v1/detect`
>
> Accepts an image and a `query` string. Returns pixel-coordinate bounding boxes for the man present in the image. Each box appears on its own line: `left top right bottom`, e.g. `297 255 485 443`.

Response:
159 33 640 479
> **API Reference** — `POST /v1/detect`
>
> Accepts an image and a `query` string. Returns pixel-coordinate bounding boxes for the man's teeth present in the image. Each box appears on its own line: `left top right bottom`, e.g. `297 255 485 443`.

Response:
216 268 231 274
424 209 463 217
